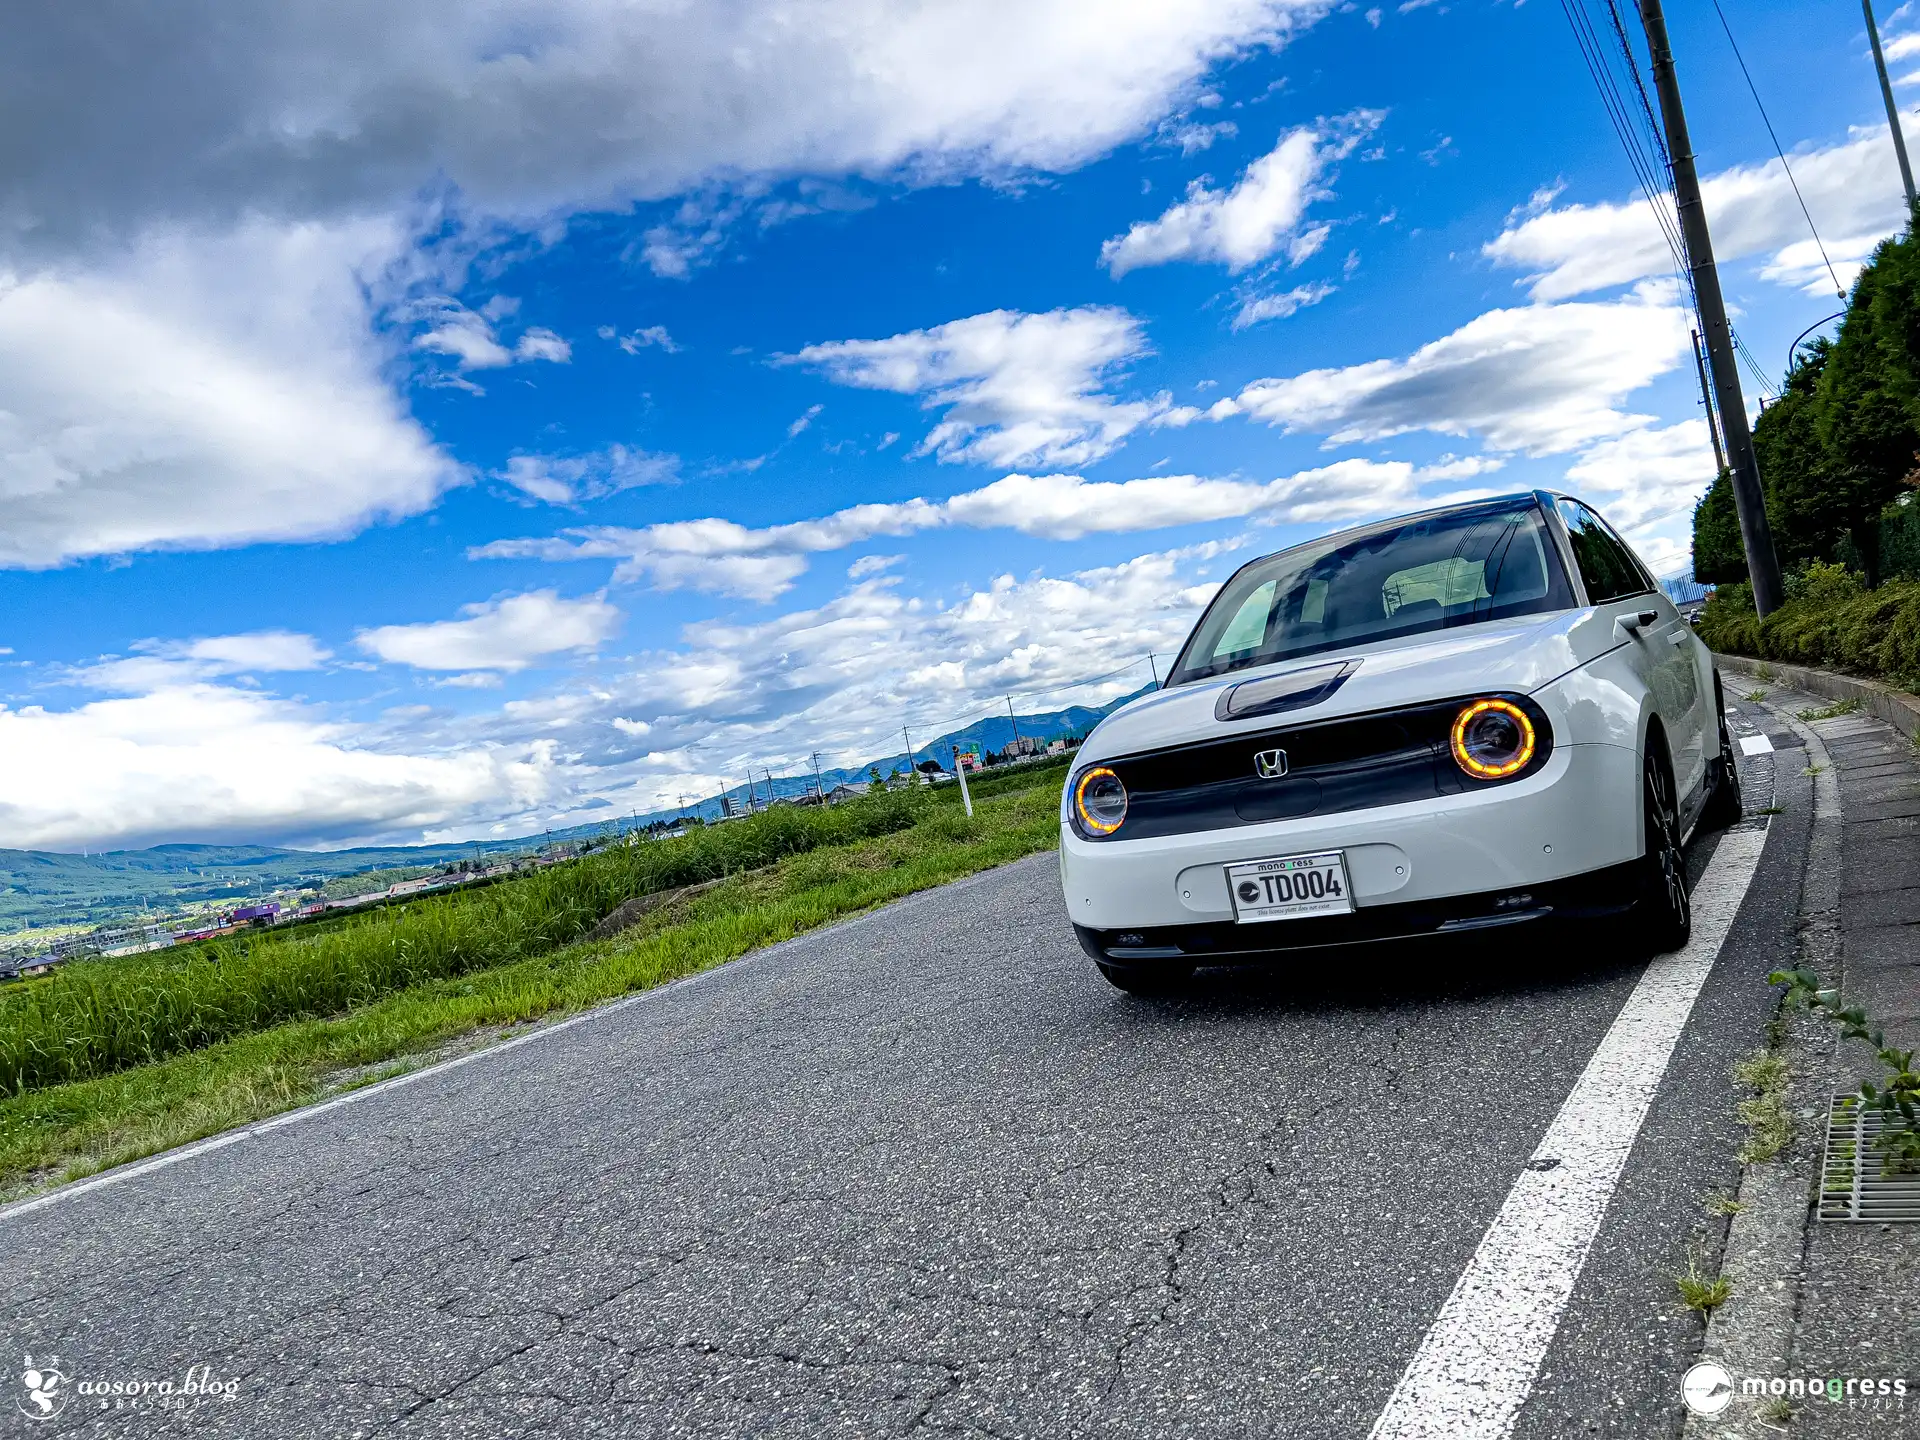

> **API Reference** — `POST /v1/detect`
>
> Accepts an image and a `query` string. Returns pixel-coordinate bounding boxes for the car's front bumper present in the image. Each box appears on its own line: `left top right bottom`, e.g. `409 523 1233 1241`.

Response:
1073 860 1640 965
1058 740 1642 932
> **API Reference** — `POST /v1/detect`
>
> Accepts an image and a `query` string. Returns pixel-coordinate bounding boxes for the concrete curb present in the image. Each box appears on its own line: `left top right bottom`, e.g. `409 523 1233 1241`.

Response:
1683 696 1833 1440
1712 652 1920 743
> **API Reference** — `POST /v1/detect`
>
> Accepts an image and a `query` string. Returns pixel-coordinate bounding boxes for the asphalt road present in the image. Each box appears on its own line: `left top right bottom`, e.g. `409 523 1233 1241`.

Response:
1 727 1803 1439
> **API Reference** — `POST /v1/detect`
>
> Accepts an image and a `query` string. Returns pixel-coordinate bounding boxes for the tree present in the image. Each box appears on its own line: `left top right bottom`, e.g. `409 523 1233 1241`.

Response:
1816 233 1920 586
1754 340 1844 571
1691 467 1746 584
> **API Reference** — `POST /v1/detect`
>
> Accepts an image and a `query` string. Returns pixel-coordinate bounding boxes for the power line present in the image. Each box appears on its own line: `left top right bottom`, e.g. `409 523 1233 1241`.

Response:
1709 0 1846 302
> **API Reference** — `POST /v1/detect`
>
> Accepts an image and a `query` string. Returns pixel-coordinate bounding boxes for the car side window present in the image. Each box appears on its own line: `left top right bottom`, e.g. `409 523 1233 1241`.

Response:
1556 499 1650 604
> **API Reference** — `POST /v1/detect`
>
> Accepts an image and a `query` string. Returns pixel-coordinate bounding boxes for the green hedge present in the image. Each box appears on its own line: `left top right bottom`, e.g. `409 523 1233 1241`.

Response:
1698 566 1920 685
0 792 924 1095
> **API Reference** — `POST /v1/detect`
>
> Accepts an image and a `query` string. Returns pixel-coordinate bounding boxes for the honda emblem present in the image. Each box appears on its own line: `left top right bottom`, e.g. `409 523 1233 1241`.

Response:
1253 748 1288 779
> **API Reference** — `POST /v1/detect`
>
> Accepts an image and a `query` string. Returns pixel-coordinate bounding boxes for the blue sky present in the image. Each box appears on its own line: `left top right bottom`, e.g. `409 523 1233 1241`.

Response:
0 0 1911 851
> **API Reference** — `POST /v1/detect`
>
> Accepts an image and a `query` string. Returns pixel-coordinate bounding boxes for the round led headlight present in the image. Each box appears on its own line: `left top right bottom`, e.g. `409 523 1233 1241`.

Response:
1073 766 1128 835
1450 698 1537 780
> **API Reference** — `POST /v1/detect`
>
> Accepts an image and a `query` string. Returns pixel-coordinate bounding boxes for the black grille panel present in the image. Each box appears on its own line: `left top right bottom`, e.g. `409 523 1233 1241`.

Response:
1084 694 1551 841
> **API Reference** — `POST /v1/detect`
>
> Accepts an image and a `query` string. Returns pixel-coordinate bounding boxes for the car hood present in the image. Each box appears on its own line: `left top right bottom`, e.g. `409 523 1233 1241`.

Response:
1079 609 1607 765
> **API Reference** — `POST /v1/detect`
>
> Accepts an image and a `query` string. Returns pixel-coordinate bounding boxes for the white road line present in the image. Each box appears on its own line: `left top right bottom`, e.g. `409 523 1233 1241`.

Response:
1367 825 1770 1440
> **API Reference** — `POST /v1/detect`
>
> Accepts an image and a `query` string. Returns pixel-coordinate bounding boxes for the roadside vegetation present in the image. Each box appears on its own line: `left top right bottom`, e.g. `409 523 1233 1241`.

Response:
1692 221 1920 690
1697 564 1920 690
0 770 1066 1197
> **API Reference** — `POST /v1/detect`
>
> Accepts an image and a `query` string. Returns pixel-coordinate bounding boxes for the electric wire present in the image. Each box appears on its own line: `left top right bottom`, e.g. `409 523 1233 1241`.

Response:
1561 0 1779 403
1709 0 1847 302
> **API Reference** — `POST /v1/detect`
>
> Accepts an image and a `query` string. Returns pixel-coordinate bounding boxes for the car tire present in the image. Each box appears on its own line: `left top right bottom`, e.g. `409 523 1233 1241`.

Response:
1699 677 1743 832
1632 748 1691 953
1095 960 1195 995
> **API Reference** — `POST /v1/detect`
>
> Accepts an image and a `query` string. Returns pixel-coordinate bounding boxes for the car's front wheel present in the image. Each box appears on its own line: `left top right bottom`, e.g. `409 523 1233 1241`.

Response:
1699 677 1743 832
1632 749 1691 953
1095 960 1195 996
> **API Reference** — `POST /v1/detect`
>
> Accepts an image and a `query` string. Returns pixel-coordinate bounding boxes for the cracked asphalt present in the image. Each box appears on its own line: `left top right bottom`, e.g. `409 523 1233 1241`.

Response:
2 737 1802 1438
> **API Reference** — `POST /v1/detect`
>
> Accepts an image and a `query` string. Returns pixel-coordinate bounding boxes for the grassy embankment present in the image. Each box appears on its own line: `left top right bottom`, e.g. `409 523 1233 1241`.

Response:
0 764 1069 1199
1699 565 1920 691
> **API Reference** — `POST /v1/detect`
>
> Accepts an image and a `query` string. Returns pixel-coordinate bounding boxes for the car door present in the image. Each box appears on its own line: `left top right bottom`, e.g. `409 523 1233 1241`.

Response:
1554 499 1708 805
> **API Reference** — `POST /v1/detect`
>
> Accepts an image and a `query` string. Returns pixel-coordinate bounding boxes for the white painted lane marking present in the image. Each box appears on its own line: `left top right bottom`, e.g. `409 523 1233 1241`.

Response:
1739 734 1775 756
1368 825 1770 1440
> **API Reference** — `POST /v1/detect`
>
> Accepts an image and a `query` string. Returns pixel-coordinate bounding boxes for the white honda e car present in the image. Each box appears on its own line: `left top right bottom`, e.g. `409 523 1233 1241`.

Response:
1059 491 1742 993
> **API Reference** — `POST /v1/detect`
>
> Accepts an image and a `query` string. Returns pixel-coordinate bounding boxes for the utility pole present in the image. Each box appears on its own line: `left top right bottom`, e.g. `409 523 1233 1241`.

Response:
1639 0 1785 617
1691 330 1727 477
809 751 825 802
902 725 924 785
1146 653 1160 689
1005 697 1022 755
1865 0 1918 211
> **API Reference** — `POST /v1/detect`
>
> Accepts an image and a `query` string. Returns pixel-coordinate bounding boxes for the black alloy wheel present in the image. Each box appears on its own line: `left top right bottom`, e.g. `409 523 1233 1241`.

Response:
1699 677 1744 832
1633 748 1691 953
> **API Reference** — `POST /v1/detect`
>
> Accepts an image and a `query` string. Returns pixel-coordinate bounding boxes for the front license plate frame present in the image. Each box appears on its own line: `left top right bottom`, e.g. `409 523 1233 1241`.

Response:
1225 851 1356 924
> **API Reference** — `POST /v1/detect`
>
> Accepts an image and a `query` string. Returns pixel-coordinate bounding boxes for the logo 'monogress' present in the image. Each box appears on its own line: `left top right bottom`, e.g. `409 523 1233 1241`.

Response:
1253 748 1288 779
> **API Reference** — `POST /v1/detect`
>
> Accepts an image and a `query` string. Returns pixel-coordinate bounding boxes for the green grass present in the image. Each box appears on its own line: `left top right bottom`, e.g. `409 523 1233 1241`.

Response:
0 792 940 1094
1735 1049 1793 1165
0 779 1063 1199
1798 697 1865 721
1675 1258 1734 1314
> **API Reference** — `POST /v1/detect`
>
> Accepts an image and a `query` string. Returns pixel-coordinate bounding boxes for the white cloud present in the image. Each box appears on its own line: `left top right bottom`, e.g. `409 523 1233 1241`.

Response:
788 404 824 438
0 684 563 850
0 219 459 568
0 2 1338 568
72 630 335 694
1220 281 1691 454
412 302 570 370
1563 418 1716 538
176 631 329 673
1100 112 1382 277
475 456 1503 598
1232 280 1337 329
495 446 678 505
786 306 1188 468
357 591 622 672
600 324 680 354
1485 117 1916 300
514 327 571 363
6 3 1334 249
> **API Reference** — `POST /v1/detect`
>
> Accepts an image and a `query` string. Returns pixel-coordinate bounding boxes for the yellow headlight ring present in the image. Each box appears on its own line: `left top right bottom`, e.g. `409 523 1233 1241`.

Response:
1450 698 1536 779
1073 766 1127 834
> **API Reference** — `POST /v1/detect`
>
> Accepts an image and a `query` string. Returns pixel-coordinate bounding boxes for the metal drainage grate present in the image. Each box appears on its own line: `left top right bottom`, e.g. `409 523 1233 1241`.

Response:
1818 1095 1920 1222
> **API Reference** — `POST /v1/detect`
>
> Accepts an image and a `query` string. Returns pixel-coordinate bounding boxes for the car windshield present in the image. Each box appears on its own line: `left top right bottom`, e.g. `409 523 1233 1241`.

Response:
1168 498 1576 684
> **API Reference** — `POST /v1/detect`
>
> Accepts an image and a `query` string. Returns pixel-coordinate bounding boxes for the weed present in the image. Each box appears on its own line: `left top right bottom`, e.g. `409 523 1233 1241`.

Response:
1798 697 1864 721
1743 689 1768 702
1755 663 1777 680
1757 1396 1793 1425
1772 969 1920 1175
1675 1257 1733 1314
1803 764 1825 777
1757 805 1786 815
1704 1191 1744 1217
1734 1050 1792 1164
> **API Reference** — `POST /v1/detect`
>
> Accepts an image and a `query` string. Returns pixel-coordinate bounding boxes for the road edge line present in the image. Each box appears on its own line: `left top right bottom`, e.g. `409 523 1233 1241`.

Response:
1367 823 1771 1440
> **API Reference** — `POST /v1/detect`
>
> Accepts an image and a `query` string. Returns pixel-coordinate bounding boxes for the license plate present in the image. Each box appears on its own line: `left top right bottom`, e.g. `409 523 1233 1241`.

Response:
1225 851 1355 923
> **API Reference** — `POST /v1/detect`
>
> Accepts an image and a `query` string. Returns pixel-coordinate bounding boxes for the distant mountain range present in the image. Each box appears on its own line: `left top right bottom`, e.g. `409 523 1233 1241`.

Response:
1 686 1151 934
